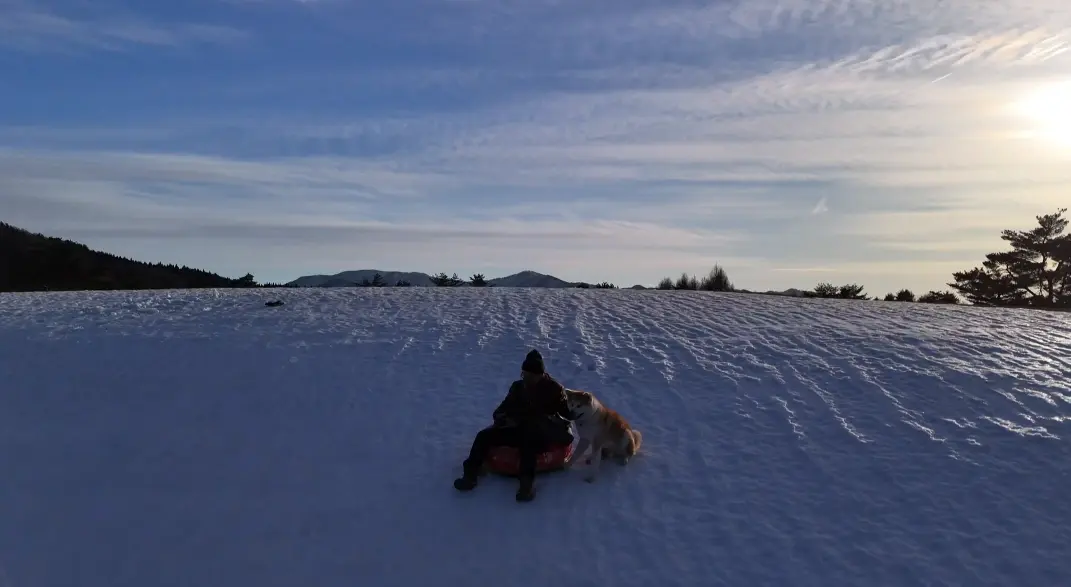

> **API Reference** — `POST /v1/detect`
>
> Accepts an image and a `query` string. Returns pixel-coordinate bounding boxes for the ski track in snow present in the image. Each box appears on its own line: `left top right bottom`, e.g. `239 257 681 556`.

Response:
1 288 1070 586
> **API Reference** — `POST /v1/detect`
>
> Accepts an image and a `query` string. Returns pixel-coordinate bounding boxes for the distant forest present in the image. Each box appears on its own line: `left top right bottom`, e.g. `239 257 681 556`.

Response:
0 222 274 292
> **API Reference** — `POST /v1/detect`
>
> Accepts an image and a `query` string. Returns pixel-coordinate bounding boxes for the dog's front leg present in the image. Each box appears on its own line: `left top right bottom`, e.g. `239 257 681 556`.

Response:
569 437 591 469
574 437 591 460
584 444 603 483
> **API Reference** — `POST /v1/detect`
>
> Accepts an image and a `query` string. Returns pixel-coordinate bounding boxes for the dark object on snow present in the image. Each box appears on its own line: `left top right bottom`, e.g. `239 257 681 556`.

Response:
516 475 536 502
521 349 545 374
485 440 574 477
454 350 574 501
494 373 570 430
454 421 570 501
265 300 284 307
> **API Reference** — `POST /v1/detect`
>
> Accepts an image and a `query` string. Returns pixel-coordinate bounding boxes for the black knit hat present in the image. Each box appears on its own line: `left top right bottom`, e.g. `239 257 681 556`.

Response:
521 349 545 374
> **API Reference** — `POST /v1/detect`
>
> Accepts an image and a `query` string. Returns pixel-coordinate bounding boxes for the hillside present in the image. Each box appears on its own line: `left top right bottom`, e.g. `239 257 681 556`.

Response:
1 287 1067 586
487 269 574 288
287 268 578 288
288 270 436 287
0 221 256 292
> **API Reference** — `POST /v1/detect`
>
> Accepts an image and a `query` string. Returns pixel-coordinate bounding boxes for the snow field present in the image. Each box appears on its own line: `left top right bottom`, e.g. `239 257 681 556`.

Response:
1 287 1069 586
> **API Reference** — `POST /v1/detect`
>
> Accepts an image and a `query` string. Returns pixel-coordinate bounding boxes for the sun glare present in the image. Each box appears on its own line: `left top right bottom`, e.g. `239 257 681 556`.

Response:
1012 81 1071 148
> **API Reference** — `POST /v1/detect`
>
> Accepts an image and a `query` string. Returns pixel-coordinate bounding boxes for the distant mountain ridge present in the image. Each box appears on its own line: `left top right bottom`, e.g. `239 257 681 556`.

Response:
287 270 437 288
286 269 812 293
287 269 582 288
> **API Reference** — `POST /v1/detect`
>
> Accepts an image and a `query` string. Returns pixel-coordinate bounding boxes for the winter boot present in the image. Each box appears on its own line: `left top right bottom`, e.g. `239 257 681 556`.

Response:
515 474 536 502
453 461 479 492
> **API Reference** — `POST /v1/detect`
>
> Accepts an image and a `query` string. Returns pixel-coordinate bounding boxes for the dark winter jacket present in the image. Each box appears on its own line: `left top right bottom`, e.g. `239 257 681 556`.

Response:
492 373 573 443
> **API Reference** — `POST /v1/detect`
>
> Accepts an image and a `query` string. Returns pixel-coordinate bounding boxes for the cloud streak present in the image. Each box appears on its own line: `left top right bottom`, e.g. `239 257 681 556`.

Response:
1 0 1070 293
0 1 248 53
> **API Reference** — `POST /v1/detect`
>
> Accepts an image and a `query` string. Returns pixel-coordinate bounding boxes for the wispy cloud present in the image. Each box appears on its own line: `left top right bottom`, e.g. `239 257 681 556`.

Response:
0 1 248 53
1 0 1070 291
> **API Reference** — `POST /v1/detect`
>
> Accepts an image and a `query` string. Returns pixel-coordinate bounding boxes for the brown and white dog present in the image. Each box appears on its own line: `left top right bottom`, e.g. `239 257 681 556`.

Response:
564 389 643 483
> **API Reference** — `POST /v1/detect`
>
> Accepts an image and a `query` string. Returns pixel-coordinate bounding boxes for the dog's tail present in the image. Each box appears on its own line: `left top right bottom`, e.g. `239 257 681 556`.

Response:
627 429 642 456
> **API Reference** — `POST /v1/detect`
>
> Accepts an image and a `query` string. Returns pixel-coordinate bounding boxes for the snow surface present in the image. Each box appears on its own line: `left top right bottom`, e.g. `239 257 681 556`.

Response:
1 288 1070 587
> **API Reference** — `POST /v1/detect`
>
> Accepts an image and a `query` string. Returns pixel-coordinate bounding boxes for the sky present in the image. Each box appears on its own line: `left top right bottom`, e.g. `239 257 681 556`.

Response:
1 0 1070 294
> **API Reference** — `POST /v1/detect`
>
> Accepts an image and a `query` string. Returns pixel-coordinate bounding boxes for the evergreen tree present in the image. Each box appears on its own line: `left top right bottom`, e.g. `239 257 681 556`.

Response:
0 221 255 292
895 288 915 302
674 272 698 290
698 264 734 291
918 290 959 304
949 208 1071 307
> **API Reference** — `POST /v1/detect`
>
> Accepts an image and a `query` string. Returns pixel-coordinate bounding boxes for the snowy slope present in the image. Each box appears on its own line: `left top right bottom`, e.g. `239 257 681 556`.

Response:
1 288 1069 587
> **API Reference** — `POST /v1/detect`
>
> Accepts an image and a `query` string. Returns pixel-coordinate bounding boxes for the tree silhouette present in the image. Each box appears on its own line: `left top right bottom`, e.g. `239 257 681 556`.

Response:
949 208 1071 308
657 277 674 290
358 273 387 287
810 282 867 299
674 272 698 290
895 288 915 302
811 282 839 298
698 264 734 291
881 288 958 304
838 284 868 299
430 272 464 287
469 273 488 287
0 221 256 292
918 290 959 304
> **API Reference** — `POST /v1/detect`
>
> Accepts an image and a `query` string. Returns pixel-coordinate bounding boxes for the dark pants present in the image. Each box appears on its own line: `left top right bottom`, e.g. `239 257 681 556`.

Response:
463 422 547 479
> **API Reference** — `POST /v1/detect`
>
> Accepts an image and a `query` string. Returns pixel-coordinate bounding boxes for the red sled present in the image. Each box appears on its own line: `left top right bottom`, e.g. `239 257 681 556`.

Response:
484 442 575 477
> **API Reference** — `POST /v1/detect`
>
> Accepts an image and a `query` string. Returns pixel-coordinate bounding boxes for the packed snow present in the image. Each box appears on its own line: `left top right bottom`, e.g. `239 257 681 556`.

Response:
1 287 1070 586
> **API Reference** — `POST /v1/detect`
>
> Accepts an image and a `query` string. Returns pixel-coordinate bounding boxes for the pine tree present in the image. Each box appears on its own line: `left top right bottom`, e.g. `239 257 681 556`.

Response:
949 208 1071 307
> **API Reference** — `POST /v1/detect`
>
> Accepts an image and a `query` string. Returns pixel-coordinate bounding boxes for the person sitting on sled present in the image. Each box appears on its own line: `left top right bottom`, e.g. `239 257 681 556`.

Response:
453 349 574 502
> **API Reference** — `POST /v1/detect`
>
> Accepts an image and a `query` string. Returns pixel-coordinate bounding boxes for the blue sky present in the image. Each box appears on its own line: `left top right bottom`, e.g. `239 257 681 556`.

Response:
2 0 1069 294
